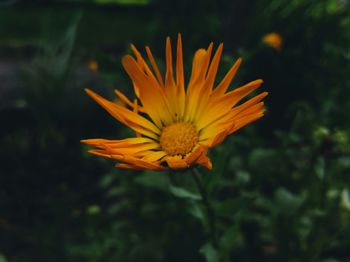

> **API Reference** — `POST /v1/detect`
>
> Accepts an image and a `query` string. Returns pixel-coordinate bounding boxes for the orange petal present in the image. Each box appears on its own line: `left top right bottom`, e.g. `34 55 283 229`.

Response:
122 55 173 126
193 44 224 122
164 36 180 119
85 88 160 139
82 137 161 161
229 111 265 135
196 153 213 170
114 155 166 171
184 145 205 165
81 137 154 147
145 46 164 87
114 89 145 113
106 143 160 155
184 47 211 122
204 43 223 92
196 79 263 130
131 44 162 88
141 150 167 162
88 149 112 158
212 58 242 98
230 92 268 116
199 92 268 141
115 163 145 170
200 129 229 148
165 156 189 169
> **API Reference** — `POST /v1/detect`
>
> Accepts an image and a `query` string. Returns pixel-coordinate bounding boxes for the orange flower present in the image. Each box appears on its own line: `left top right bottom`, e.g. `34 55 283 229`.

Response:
263 32 283 51
81 34 267 171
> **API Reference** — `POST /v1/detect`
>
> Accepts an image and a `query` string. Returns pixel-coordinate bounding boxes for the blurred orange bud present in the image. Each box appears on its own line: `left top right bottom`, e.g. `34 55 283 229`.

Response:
263 32 283 51
87 60 99 73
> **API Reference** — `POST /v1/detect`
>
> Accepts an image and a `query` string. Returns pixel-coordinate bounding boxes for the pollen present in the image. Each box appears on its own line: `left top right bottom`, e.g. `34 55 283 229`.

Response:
160 122 198 156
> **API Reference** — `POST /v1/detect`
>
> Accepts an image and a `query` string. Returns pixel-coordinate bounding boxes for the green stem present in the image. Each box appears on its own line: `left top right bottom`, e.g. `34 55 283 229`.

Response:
190 168 219 249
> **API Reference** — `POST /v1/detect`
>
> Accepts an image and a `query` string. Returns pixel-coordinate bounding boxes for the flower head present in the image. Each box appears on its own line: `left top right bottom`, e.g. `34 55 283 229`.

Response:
263 32 283 51
81 34 268 171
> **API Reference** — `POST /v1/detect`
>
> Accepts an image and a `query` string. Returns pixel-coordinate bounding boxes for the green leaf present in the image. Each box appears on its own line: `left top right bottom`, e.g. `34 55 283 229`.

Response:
169 184 202 201
220 223 243 255
314 157 325 180
199 243 219 262
188 201 205 222
0 254 7 262
99 174 115 188
134 172 168 191
86 204 101 215
274 187 306 213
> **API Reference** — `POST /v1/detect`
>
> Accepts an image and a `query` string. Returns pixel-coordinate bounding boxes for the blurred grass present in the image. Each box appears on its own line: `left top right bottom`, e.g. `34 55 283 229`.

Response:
0 4 153 54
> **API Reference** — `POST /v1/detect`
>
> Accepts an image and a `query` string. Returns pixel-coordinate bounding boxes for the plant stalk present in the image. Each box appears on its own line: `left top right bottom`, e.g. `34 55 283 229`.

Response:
190 168 219 249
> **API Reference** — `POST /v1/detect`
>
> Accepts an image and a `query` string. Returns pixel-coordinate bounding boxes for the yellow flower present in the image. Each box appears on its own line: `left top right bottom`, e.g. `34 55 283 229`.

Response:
263 32 283 51
81 34 268 171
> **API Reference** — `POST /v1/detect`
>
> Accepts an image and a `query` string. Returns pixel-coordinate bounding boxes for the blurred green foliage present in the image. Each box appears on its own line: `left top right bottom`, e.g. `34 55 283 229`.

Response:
1 0 350 261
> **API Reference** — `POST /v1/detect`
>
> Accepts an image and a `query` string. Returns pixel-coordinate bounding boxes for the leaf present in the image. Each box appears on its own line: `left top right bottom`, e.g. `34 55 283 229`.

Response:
220 223 243 255
106 187 126 197
99 174 115 188
86 205 101 215
341 188 350 211
199 243 219 262
274 187 306 213
235 170 251 185
168 184 202 201
188 201 205 222
0 254 7 262
314 157 325 180
134 172 168 191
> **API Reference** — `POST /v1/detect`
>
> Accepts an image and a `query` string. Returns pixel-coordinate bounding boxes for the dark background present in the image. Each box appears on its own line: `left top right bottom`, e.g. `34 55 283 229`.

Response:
1 0 350 261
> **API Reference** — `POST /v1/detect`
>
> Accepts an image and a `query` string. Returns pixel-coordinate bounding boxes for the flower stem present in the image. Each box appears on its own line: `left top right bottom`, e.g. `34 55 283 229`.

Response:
190 168 219 249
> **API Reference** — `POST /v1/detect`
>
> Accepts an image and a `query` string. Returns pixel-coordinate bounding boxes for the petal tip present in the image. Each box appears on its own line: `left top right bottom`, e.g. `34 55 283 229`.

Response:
84 88 92 94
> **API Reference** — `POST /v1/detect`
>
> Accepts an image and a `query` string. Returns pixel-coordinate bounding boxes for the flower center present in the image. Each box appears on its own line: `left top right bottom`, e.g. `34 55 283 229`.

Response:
159 122 198 156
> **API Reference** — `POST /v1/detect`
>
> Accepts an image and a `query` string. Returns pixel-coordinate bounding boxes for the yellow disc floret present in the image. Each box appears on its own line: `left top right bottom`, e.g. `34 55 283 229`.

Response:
160 122 198 156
